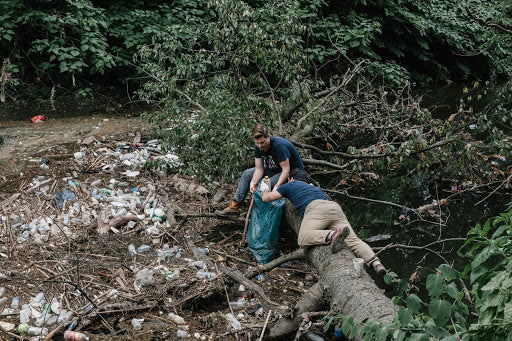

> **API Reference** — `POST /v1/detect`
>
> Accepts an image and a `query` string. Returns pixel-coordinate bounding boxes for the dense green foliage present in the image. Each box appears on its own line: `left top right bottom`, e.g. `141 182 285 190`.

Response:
323 204 512 340
1 0 510 98
135 0 512 184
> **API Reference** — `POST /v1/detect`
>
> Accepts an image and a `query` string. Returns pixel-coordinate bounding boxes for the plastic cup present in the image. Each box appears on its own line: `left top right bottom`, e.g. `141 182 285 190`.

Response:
352 258 364 277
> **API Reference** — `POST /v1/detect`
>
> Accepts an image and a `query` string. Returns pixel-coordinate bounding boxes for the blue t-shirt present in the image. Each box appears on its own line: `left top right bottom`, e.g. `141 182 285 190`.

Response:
276 181 329 217
254 136 304 173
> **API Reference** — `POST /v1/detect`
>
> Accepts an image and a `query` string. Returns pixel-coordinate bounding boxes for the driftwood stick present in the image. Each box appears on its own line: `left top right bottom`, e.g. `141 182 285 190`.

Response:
244 248 306 279
241 196 255 245
108 214 139 229
175 212 245 223
259 309 272 341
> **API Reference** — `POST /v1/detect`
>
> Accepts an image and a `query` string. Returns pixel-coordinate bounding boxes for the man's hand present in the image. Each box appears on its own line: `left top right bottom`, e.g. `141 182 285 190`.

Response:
273 184 279 191
250 182 257 193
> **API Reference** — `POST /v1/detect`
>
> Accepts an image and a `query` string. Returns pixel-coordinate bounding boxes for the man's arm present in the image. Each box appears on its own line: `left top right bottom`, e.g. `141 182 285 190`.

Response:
261 189 283 202
274 158 290 188
251 158 264 185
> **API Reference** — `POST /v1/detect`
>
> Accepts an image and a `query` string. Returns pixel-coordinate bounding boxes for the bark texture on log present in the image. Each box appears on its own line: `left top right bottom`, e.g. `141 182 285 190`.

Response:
282 200 398 335
268 282 326 339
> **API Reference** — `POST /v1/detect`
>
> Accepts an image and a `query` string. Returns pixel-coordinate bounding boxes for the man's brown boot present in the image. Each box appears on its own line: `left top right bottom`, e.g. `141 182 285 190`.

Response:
215 201 240 217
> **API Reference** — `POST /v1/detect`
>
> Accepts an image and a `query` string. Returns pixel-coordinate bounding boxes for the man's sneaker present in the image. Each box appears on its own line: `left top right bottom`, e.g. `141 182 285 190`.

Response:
374 264 387 275
330 226 350 253
215 201 240 217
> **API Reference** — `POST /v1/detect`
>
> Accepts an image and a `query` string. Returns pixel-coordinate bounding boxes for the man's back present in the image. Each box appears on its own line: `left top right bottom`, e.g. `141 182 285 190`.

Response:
276 181 329 217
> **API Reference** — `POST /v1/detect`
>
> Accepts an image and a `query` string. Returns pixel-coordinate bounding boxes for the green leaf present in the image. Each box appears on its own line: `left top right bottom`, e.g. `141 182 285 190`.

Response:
504 300 512 320
341 316 354 335
428 299 451 326
406 294 422 313
471 246 492 268
439 264 460 281
426 274 445 297
398 307 412 326
408 333 429 341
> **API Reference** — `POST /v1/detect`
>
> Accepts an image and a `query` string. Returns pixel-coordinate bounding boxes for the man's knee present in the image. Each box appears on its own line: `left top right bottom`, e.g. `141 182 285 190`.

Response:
297 234 307 246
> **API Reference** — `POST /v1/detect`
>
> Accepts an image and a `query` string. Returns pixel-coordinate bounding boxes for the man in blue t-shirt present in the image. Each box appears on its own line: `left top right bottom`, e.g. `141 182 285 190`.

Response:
261 169 386 275
215 123 305 217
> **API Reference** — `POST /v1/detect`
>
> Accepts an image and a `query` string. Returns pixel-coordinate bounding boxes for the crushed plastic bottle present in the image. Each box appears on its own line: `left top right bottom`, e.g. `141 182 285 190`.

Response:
229 298 248 311
137 244 151 253
11 297 19 309
177 329 189 338
224 313 242 330
196 270 216 279
135 268 155 288
131 318 142 330
64 330 90 341
334 325 342 340
27 326 48 336
128 244 137 256
19 305 31 323
165 269 180 280
58 309 72 323
168 312 185 325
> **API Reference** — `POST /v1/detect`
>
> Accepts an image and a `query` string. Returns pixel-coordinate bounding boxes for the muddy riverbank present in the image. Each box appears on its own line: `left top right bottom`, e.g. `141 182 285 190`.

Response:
0 114 152 181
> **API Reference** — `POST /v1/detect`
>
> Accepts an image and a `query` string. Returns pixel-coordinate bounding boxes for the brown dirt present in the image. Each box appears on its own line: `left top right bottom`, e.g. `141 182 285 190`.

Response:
0 117 321 340
0 114 151 181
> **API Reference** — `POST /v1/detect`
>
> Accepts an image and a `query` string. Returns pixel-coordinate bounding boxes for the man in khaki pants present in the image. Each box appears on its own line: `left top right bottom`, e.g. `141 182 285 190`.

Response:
261 170 386 275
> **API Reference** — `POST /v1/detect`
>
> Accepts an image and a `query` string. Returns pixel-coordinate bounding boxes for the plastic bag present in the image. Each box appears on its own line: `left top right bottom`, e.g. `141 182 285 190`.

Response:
247 187 284 264
54 189 76 211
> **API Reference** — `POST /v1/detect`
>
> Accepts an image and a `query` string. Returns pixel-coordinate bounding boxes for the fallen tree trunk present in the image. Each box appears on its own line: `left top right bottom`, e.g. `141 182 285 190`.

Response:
275 200 399 339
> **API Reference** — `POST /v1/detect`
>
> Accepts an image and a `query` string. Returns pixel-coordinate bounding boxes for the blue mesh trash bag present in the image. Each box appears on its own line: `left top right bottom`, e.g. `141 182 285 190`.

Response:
247 186 284 264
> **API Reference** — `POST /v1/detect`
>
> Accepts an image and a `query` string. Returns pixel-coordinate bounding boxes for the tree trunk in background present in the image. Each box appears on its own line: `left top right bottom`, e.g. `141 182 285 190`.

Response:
282 200 398 338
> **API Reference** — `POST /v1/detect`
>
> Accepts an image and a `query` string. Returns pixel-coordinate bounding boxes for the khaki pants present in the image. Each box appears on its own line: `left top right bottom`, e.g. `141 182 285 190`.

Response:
298 200 378 265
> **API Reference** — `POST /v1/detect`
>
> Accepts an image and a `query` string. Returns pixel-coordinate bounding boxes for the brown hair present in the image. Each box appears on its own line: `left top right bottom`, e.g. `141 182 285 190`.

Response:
252 123 269 139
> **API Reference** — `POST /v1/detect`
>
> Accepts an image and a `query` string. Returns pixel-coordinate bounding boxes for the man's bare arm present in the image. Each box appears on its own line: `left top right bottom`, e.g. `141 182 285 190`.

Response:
261 190 283 202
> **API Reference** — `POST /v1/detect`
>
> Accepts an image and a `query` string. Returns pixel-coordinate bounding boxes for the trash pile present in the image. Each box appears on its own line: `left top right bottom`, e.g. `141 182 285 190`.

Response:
0 132 319 340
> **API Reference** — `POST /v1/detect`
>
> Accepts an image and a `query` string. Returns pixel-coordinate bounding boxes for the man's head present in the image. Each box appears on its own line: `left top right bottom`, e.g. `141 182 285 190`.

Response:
253 123 271 151
288 169 309 182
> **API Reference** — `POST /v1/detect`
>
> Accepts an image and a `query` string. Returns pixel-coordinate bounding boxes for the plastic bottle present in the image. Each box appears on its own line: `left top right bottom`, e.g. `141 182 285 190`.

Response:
128 244 137 256
0 287 5 296
27 327 47 336
229 298 248 311
224 313 242 330
169 270 182 281
11 297 19 308
0 297 7 306
51 298 60 314
131 318 142 330
191 260 205 269
46 314 58 326
196 270 216 279
177 329 189 338
19 305 31 323
168 312 185 325
137 244 151 253
64 330 90 341
57 309 71 323
136 268 155 287
261 176 271 192
334 325 343 340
